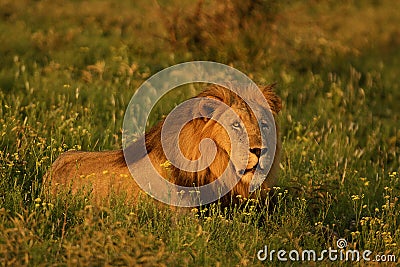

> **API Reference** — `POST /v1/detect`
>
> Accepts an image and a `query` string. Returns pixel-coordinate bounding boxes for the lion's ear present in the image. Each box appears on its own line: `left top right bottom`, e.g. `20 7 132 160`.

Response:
260 83 282 114
197 97 223 119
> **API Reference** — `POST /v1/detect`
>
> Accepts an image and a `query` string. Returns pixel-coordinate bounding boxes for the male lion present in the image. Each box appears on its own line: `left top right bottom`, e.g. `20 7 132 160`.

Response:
45 84 281 207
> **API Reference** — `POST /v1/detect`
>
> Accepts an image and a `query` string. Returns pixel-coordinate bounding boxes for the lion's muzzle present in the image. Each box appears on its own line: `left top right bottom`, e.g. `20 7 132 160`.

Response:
238 147 269 176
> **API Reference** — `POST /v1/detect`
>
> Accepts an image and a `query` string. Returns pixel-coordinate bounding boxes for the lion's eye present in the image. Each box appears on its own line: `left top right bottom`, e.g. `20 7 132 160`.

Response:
232 121 241 129
261 120 269 129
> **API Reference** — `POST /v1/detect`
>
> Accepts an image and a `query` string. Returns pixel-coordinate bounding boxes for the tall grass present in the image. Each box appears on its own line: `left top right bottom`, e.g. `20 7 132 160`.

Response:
0 0 399 265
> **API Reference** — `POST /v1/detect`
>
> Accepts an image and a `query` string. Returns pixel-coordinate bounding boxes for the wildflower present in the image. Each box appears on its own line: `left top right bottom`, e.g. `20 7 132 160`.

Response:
34 198 41 203
191 208 199 213
351 231 360 238
160 160 171 169
200 208 208 213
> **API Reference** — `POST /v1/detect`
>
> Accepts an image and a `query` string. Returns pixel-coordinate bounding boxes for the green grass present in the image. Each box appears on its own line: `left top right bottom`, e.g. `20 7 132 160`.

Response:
0 0 399 265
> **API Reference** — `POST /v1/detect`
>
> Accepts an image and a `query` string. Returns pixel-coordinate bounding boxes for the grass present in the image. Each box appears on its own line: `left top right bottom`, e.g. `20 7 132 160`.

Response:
0 0 399 265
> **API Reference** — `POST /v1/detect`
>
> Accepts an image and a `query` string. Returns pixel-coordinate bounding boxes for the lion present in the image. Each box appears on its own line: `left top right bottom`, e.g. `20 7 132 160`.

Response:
44 84 282 207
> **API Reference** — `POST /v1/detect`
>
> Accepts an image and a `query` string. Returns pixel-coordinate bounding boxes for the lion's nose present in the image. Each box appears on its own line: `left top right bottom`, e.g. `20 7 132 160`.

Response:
249 148 268 158
250 148 261 158
249 147 269 171
258 148 269 170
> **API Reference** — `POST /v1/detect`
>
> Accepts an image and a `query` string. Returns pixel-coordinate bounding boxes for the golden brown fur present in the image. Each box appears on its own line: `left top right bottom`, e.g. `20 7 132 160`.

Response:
45 84 281 206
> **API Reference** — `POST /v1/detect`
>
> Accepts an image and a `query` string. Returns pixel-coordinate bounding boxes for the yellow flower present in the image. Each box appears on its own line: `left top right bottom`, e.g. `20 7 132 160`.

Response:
160 160 172 169
191 208 199 213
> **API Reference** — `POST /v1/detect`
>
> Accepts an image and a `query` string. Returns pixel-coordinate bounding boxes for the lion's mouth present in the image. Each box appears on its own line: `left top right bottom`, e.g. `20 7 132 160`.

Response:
238 166 257 176
245 166 257 174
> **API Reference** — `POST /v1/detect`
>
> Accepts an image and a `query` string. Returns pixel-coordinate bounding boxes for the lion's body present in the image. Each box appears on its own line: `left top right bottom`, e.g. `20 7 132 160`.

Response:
45 84 281 206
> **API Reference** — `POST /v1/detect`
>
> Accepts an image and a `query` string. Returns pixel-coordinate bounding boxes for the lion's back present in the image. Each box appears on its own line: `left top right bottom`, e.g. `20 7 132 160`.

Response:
44 150 140 203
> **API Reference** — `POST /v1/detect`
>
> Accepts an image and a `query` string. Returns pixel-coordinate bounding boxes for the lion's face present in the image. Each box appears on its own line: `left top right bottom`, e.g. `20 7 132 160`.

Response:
175 84 281 197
